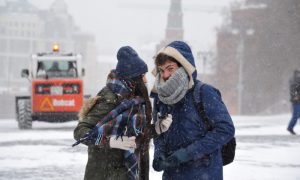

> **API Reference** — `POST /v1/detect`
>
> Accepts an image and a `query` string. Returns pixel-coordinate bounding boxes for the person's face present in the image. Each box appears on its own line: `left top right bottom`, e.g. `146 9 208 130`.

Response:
142 75 148 84
157 60 179 81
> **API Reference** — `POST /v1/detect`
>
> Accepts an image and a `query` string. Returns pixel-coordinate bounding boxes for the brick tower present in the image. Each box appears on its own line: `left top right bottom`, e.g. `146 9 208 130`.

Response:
156 0 184 51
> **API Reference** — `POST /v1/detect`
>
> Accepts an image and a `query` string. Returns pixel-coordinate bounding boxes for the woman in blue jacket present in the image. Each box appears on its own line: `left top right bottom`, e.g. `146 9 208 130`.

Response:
151 41 235 180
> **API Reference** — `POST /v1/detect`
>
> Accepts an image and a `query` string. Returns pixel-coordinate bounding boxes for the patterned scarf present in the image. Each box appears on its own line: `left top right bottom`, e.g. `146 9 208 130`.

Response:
94 97 146 180
155 67 189 105
95 70 146 180
94 97 146 146
73 70 147 179
107 69 135 98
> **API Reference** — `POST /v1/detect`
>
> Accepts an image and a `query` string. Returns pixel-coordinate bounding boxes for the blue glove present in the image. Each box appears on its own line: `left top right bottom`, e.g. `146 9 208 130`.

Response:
165 148 191 168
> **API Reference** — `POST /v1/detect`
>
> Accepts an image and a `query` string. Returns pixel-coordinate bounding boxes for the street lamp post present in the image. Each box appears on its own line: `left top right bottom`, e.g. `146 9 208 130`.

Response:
197 51 213 75
232 28 254 114
236 36 244 115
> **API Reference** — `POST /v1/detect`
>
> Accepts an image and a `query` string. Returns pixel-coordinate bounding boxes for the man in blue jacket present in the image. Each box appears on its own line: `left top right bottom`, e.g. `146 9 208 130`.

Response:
151 41 235 180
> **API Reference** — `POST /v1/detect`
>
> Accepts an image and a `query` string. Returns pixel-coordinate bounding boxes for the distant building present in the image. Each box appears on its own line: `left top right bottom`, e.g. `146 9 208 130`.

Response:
0 0 97 117
215 0 300 115
0 0 97 92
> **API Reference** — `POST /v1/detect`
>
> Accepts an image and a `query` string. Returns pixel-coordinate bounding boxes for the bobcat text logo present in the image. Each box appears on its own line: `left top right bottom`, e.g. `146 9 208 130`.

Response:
53 99 75 106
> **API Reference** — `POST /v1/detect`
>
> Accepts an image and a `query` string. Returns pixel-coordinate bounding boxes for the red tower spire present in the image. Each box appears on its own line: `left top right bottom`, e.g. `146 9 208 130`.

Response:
156 0 184 51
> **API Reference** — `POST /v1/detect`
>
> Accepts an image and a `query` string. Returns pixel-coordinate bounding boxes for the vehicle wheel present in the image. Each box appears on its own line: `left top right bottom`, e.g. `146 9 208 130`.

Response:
17 99 32 129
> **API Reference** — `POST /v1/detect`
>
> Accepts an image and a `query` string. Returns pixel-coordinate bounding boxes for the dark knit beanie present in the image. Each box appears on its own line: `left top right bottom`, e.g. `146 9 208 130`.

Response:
116 46 148 79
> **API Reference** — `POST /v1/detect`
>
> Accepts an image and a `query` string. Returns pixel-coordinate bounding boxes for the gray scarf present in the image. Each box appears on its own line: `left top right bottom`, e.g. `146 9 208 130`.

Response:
155 67 189 105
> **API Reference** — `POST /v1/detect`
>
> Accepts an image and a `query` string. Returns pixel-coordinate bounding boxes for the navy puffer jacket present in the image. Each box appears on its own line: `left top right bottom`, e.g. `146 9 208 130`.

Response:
290 70 300 103
152 41 235 180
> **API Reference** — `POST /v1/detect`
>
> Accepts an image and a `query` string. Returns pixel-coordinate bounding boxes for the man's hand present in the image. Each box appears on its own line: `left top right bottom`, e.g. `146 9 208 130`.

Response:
155 114 173 135
109 135 136 151
153 149 191 171
152 155 167 172
164 148 190 167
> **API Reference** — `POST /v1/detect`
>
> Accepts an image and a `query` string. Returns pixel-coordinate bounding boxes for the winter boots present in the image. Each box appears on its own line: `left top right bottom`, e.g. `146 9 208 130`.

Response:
287 128 297 135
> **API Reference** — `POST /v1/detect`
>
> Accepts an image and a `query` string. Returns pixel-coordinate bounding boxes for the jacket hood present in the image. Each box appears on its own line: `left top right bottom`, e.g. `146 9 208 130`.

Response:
152 41 197 89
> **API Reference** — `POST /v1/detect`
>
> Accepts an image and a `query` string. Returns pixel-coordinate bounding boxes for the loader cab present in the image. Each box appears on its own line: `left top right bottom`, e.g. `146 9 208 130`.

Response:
36 60 79 78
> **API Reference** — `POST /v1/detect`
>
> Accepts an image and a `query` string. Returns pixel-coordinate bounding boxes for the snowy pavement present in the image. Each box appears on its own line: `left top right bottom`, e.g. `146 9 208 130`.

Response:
0 114 299 180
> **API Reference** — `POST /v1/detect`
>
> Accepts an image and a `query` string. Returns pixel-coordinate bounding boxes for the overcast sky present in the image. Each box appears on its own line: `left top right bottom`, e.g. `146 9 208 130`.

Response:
29 0 237 54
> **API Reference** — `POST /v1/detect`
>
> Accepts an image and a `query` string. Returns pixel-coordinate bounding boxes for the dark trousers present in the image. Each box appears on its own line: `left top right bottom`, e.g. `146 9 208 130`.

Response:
288 103 300 130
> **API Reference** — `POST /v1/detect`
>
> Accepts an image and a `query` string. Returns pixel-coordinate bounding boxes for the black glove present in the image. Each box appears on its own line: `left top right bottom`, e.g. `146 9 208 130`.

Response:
165 148 191 168
152 155 166 172
153 149 191 171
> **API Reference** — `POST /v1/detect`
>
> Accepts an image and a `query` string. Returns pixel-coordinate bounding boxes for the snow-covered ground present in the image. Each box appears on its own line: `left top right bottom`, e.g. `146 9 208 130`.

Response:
0 114 299 180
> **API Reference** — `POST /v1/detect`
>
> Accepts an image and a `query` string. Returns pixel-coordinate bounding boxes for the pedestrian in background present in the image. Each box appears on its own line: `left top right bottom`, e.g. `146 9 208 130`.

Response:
287 69 300 135
151 41 235 180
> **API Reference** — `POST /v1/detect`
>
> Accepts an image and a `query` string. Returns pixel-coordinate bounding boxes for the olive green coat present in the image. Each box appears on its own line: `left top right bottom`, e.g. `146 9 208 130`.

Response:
74 86 151 180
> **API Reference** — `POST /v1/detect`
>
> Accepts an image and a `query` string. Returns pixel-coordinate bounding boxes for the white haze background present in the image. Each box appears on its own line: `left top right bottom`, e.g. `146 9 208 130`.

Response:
29 0 233 54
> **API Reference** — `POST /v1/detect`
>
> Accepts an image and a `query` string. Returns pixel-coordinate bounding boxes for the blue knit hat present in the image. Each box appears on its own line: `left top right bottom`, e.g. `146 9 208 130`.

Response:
116 46 148 79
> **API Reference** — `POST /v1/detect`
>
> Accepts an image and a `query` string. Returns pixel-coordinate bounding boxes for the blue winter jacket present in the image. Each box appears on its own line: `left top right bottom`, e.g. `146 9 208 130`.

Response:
152 41 235 180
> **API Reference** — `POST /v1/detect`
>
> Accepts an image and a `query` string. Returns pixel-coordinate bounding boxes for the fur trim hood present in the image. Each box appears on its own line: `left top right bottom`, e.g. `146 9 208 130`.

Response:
152 41 196 89
78 96 102 121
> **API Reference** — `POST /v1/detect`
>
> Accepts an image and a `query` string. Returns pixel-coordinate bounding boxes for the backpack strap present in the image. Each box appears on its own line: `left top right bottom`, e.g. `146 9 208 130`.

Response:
194 81 236 166
193 80 213 131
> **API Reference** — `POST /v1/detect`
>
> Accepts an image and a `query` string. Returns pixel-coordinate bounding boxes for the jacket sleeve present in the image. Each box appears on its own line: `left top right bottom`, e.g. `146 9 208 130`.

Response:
73 88 118 147
290 78 300 102
183 85 235 161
